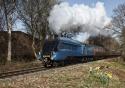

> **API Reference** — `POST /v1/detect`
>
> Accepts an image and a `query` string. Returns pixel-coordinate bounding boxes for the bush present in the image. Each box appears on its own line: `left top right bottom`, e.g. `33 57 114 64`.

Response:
84 66 112 87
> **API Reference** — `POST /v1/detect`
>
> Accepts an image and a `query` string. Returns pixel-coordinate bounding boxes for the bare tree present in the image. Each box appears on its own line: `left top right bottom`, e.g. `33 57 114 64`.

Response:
0 1 5 31
16 0 57 58
0 17 3 31
112 3 125 58
0 0 17 62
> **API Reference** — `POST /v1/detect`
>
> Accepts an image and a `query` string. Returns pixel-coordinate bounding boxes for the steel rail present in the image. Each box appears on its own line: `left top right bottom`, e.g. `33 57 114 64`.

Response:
0 66 47 79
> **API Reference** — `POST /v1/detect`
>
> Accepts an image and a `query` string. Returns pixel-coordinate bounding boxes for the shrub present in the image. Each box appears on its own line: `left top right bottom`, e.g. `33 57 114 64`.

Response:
84 66 112 87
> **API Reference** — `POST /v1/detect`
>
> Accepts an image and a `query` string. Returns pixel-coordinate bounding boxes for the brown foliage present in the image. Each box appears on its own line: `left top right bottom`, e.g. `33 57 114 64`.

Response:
0 31 40 63
87 35 119 50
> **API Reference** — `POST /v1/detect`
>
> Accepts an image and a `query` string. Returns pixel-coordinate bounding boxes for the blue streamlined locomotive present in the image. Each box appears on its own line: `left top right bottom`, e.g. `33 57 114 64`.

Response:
37 37 108 67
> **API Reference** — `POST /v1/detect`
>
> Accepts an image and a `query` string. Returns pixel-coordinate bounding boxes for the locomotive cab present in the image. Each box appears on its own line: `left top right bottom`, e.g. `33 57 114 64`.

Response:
38 40 59 67
42 40 58 55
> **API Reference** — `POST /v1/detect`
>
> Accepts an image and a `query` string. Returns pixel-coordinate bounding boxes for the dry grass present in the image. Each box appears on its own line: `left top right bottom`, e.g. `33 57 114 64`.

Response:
0 59 125 88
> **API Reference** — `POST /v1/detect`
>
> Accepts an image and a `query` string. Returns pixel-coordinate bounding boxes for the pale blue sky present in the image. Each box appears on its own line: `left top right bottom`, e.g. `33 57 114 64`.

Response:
16 0 125 31
66 0 125 17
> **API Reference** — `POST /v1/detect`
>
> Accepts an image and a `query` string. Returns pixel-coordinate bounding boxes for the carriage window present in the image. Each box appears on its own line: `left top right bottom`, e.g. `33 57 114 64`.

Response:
59 43 78 50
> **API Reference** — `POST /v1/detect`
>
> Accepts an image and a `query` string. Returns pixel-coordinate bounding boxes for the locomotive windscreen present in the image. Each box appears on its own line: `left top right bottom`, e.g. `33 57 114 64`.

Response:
43 40 58 54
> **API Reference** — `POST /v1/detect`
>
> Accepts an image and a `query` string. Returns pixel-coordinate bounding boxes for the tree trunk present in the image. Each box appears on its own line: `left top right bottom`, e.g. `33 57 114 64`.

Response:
3 0 12 62
32 32 37 59
7 16 12 62
7 25 11 61
32 42 37 59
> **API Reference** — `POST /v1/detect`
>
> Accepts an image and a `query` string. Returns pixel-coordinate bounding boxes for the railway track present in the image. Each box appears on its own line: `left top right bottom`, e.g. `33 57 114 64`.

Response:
0 66 47 79
0 55 121 79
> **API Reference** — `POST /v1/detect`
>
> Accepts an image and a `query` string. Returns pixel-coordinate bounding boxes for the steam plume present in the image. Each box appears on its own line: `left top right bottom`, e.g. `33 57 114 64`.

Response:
48 2 111 42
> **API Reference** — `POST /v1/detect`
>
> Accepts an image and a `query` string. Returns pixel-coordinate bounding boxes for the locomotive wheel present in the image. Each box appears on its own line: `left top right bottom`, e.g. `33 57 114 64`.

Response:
81 58 84 63
52 61 58 67
42 58 52 68
90 58 93 61
84 58 87 62
61 61 65 66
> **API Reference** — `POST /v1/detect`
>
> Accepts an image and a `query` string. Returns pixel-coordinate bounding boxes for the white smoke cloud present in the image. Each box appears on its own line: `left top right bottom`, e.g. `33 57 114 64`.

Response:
48 2 111 42
71 32 90 42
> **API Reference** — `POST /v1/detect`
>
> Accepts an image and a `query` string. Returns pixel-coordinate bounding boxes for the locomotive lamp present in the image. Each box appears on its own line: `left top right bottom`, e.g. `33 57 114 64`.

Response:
51 52 56 60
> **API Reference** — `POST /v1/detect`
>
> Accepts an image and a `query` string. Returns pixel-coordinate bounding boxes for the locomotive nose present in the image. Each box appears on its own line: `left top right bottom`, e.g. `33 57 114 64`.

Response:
43 55 51 59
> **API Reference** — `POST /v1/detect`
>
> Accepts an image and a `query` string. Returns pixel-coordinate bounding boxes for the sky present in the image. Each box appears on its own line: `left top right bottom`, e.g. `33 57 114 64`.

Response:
15 0 125 31
65 0 125 17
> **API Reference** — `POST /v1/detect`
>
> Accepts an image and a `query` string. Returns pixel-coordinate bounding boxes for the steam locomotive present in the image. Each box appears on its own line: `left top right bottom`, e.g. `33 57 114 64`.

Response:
37 37 121 67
